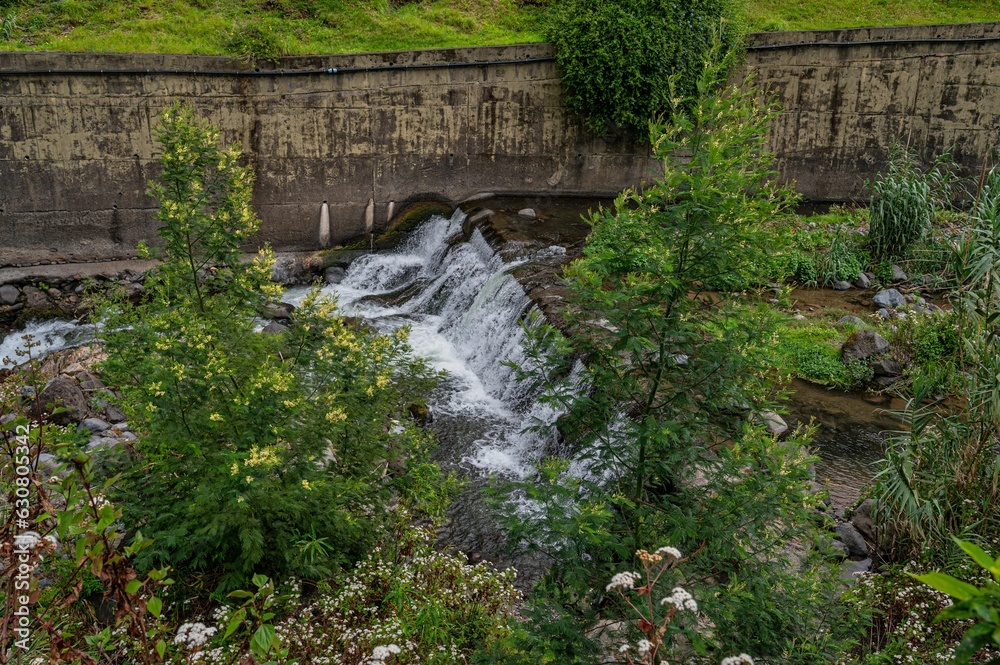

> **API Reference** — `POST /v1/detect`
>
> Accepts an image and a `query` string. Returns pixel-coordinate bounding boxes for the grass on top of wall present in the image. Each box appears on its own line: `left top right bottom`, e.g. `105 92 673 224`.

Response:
0 0 996 56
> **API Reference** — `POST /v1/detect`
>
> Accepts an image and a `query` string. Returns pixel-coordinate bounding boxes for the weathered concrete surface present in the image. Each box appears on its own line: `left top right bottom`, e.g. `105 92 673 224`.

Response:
0 45 657 267
2 22 999 267
745 22 1000 200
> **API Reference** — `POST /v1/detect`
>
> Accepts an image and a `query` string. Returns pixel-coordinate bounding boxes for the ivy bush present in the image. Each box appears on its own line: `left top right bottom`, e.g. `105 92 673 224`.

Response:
99 103 443 591
546 0 740 135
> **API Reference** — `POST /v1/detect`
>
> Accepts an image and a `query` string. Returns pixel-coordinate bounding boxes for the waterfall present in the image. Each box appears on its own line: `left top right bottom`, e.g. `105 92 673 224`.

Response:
285 210 562 480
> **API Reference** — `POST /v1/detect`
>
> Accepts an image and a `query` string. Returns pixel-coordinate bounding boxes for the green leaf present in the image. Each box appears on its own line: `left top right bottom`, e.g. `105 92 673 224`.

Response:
252 573 269 588
156 639 166 658
227 590 254 600
125 580 142 595
954 537 998 573
147 595 163 618
912 572 979 601
224 608 247 639
251 624 277 658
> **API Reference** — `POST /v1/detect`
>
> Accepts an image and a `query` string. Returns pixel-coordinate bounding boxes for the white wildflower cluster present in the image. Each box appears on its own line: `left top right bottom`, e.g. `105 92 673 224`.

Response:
637 639 654 656
263 524 519 663
660 586 697 612
173 622 218 650
606 570 641 592
367 643 401 664
655 545 682 560
721 655 754 665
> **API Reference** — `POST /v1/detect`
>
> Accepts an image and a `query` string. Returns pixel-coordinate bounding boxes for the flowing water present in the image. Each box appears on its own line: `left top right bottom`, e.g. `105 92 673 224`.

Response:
284 212 569 574
0 210 892 567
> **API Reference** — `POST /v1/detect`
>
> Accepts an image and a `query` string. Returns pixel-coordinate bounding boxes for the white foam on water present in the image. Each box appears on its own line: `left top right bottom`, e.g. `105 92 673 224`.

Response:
289 210 566 480
0 319 94 368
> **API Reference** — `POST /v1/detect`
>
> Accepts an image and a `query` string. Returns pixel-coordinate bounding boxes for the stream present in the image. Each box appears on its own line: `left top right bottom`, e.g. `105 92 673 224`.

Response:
1 210 891 570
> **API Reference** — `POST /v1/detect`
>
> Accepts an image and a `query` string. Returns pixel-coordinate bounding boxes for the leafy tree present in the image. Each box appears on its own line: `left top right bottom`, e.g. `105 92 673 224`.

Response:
490 51 850 661
99 103 442 590
546 0 740 134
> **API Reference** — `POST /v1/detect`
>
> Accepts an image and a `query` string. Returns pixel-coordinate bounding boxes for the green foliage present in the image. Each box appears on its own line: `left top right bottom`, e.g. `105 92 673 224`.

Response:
775 320 873 389
492 52 847 661
817 233 864 285
99 103 441 591
786 250 818 285
545 0 740 134
913 537 1000 663
0 0 994 54
875 168 1000 562
868 146 956 263
0 11 15 40
226 20 285 64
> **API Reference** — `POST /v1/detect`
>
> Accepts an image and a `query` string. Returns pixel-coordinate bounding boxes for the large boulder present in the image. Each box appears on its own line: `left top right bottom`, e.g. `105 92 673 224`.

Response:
835 522 869 558
872 288 905 308
39 377 89 425
842 330 890 363
851 499 877 543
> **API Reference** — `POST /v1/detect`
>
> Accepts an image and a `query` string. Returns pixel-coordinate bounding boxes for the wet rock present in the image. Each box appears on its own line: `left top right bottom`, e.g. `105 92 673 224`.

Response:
841 330 890 363
872 359 903 377
875 308 891 319
263 303 295 320
759 411 788 436
122 282 145 302
838 315 865 328
262 322 290 336
841 557 872 581
876 375 900 387
76 371 105 392
854 273 871 289
22 286 51 310
517 208 537 219
408 403 432 426
78 418 111 434
39 377 88 425
851 499 877 543
87 436 119 452
93 393 126 422
872 288 905 308
38 453 62 477
835 522 869 557
830 540 849 560
831 280 852 291
890 265 908 283
324 266 347 284
0 284 20 305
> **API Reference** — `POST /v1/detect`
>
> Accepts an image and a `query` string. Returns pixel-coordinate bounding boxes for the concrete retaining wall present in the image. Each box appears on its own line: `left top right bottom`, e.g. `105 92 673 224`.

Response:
748 22 1000 201
1 21 999 266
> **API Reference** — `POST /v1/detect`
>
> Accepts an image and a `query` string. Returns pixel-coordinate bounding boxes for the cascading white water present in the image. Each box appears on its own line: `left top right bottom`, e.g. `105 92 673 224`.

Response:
0 319 94 368
285 210 562 480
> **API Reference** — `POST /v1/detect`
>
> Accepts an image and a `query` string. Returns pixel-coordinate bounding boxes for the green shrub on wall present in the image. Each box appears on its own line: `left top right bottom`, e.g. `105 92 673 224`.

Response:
546 0 741 135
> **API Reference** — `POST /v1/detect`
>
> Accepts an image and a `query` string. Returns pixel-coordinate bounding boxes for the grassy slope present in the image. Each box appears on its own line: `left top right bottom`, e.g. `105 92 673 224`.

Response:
0 0 996 56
